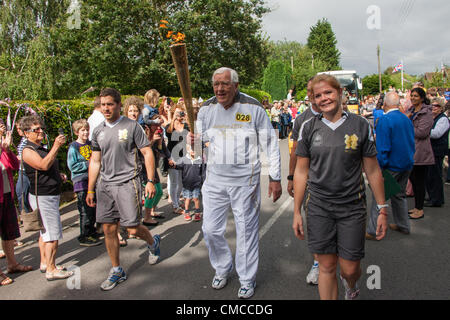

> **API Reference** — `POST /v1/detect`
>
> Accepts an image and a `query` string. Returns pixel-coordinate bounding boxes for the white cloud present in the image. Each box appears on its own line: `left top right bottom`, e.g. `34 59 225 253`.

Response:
262 0 450 77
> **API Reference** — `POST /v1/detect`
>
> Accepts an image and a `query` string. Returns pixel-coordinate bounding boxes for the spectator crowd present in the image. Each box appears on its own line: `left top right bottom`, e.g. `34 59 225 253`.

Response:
0 71 449 300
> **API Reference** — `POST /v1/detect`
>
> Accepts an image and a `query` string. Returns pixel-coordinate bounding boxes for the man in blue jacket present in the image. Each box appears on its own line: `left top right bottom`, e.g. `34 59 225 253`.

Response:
366 92 415 238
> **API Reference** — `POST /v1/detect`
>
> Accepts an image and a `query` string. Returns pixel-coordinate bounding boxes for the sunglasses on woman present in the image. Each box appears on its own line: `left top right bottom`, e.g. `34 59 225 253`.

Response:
27 127 45 132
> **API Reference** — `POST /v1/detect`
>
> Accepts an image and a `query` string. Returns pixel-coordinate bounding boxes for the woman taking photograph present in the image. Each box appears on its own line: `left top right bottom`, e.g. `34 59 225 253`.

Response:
158 97 173 128
21 115 73 281
407 88 434 219
293 74 387 300
165 102 189 214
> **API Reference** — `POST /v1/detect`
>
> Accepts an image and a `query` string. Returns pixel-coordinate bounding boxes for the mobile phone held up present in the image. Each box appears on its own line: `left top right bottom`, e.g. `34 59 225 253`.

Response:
58 128 65 136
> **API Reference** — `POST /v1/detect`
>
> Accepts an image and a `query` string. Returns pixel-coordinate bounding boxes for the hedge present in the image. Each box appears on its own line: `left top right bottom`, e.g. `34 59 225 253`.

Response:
240 88 272 103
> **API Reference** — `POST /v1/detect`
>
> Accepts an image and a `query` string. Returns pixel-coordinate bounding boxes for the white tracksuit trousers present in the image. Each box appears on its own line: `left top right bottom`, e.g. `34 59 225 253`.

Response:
201 181 261 286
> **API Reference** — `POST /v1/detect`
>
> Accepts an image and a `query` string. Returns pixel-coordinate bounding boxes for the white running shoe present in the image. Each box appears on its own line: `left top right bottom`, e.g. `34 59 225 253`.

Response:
211 265 233 290
340 275 360 300
306 264 319 285
238 282 256 299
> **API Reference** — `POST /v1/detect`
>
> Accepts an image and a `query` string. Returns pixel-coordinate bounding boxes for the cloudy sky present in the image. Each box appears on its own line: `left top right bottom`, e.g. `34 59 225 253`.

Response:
262 0 449 77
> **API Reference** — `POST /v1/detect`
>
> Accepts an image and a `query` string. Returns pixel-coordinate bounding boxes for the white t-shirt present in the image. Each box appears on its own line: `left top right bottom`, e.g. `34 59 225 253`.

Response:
88 109 105 140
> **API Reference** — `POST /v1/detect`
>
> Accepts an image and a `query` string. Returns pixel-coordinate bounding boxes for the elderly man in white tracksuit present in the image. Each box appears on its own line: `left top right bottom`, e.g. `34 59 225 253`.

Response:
195 67 282 299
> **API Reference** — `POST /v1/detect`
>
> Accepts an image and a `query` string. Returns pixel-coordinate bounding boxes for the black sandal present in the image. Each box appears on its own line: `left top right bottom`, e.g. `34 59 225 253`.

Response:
143 220 159 226
118 234 127 247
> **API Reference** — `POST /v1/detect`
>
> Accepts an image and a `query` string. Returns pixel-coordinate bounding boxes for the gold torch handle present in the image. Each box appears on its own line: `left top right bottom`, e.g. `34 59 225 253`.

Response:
170 43 195 134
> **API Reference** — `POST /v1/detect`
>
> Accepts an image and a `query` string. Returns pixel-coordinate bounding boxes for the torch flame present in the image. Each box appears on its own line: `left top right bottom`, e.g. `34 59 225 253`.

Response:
159 19 185 44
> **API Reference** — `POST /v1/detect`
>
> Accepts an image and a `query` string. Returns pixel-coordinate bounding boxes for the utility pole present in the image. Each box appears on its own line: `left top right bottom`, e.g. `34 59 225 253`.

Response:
377 44 382 93
291 56 294 72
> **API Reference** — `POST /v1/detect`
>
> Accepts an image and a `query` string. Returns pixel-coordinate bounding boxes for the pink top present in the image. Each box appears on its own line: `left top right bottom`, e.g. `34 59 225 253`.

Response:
0 149 19 203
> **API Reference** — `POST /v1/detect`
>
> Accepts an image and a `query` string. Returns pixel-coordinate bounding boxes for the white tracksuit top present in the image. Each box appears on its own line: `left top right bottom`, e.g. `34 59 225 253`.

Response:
196 91 281 186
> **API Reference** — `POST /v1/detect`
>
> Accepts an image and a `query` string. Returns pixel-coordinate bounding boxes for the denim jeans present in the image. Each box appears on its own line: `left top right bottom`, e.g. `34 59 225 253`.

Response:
15 171 32 213
367 170 411 235
76 190 97 241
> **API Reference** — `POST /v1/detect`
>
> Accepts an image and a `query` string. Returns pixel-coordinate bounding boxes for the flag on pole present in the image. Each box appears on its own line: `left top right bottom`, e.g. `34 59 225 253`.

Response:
393 62 403 73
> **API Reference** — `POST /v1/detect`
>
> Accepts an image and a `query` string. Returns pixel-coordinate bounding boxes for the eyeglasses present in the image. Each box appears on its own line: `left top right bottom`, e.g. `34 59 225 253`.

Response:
27 127 45 133
431 104 441 107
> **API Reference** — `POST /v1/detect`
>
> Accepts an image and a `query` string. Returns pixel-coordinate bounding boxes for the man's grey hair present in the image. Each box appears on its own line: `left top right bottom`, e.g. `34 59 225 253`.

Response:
384 91 400 108
212 67 239 84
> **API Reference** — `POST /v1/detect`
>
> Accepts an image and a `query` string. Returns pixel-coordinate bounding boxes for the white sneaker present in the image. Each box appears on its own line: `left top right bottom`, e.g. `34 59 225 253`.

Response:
238 282 256 299
211 265 233 290
306 264 319 285
340 275 360 300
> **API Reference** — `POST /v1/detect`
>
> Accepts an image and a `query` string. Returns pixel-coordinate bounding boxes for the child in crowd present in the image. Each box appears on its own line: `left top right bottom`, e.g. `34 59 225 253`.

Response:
67 119 101 247
172 144 206 222
141 89 162 127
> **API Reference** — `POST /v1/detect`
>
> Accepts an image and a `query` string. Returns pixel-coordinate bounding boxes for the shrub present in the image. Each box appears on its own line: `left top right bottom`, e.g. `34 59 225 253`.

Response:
240 88 272 103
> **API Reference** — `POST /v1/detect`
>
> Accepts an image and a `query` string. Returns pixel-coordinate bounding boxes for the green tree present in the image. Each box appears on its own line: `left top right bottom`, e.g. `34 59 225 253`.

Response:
307 18 341 71
168 0 270 96
384 66 394 75
362 74 395 96
262 59 290 101
0 0 67 99
0 0 67 55
264 40 328 97
292 45 328 95
389 72 418 90
0 0 271 100
424 69 446 88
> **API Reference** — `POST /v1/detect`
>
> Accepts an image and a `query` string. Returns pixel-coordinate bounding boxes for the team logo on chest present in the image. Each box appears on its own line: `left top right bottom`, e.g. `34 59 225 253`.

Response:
344 134 359 150
312 133 323 147
118 129 128 142
235 113 251 122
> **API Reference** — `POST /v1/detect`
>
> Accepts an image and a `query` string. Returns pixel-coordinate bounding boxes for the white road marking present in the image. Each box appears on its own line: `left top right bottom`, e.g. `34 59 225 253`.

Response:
259 197 293 239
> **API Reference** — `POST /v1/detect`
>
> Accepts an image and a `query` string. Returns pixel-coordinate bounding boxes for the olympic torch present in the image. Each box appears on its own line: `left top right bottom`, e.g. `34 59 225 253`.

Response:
170 43 195 134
